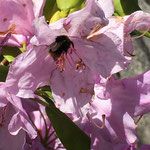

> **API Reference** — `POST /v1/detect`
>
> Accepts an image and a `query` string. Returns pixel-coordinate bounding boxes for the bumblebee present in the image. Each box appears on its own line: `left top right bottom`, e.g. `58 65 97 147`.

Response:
49 35 74 61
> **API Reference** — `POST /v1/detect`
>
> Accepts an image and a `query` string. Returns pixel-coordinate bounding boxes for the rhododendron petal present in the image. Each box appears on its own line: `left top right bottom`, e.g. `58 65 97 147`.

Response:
0 0 34 35
124 11 150 35
0 105 25 150
0 83 8 107
63 0 108 37
6 46 55 98
89 98 138 146
32 0 45 18
50 67 94 117
123 112 137 144
106 70 150 117
6 94 37 138
98 0 114 18
74 35 128 77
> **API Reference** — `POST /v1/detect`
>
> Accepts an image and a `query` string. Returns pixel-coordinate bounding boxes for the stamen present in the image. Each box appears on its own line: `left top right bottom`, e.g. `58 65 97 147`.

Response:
88 24 104 36
8 24 16 34
80 88 89 93
0 24 16 37
135 115 143 126
76 59 86 70
125 25 150 40
87 24 105 40
64 53 74 67
67 50 76 64
92 114 105 129
80 88 94 97
126 51 136 57
57 57 65 72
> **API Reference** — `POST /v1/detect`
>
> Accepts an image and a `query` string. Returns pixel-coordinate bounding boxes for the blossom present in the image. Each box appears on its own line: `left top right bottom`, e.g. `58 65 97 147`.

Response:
0 82 38 150
6 0 131 118
24 105 65 150
0 81 65 149
0 0 45 49
0 105 25 150
88 70 150 149
98 0 114 18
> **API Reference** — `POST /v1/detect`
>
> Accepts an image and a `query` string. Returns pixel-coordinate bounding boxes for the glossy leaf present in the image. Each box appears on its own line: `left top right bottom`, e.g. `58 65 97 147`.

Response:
50 10 69 23
43 0 56 20
0 66 8 82
113 0 141 16
37 86 54 100
2 46 22 62
46 104 91 150
50 0 85 23
56 0 84 11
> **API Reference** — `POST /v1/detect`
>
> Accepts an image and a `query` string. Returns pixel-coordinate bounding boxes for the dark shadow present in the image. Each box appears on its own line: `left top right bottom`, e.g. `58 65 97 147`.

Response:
145 0 150 5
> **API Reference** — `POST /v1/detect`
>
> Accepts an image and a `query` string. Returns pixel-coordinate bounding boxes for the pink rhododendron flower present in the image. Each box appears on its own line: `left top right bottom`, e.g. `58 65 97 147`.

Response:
0 82 37 142
0 0 45 49
6 0 131 117
88 70 150 149
24 105 65 150
98 0 114 18
0 105 25 150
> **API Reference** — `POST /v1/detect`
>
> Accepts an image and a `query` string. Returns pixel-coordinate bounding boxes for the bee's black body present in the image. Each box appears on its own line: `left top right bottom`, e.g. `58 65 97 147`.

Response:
49 35 74 61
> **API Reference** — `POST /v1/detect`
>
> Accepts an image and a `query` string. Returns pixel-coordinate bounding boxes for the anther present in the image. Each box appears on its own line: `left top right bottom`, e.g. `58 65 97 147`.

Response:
126 51 136 57
116 16 125 24
76 59 86 70
80 88 89 93
57 57 65 72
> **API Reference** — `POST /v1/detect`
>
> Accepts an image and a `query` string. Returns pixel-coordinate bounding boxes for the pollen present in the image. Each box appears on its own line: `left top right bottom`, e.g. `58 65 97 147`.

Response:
76 59 86 70
57 57 65 72
80 88 94 96
80 88 89 93
116 16 125 24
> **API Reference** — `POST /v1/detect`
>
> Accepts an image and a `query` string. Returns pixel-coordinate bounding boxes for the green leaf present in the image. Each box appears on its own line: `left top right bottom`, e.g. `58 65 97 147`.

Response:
37 85 54 100
69 0 86 14
113 0 141 16
2 46 22 62
56 0 84 11
50 10 69 23
0 66 8 82
43 0 56 20
46 105 91 150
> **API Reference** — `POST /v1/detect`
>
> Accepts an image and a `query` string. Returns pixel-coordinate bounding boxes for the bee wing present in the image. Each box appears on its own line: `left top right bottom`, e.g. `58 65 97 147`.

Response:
49 41 64 52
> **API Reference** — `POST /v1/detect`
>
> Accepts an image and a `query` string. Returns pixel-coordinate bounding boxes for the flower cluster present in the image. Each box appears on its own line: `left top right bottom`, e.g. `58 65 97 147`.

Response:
1 0 150 149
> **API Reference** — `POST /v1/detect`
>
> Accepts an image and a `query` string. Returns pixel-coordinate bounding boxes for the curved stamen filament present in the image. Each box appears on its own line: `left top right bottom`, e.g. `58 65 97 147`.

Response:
126 51 136 57
125 25 150 40
92 114 105 129
135 115 143 126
